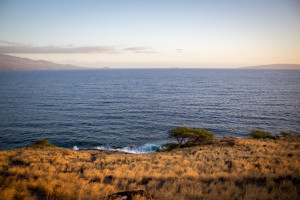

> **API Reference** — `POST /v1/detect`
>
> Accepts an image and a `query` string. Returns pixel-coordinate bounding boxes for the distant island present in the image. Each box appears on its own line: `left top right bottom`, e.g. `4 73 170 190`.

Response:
0 54 84 71
241 64 300 69
1 54 300 70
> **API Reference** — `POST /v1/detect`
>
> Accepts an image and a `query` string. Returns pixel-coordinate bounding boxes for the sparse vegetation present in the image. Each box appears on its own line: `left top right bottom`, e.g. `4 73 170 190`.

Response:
30 139 56 148
0 135 299 200
281 131 292 136
249 129 273 139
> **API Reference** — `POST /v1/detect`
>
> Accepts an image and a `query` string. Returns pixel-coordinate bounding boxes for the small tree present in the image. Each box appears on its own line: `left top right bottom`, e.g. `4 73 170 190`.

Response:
168 126 192 144
188 128 215 144
168 126 215 145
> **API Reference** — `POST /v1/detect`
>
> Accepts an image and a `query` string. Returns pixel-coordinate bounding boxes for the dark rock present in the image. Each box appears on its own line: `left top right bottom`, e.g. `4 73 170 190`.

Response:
10 159 27 166
107 189 153 200
140 177 152 185
235 177 267 188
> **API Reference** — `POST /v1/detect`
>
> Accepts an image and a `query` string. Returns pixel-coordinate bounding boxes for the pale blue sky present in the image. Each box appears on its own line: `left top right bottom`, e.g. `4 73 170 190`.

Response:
0 0 299 68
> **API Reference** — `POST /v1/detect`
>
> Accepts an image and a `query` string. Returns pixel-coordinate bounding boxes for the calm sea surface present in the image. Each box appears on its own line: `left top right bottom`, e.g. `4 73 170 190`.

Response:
0 69 299 152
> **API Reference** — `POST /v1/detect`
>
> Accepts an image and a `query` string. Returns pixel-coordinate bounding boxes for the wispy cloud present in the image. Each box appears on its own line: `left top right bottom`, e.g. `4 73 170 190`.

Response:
0 41 117 54
123 47 158 54
176 49 184 53
0 41 158 54
0 41 25 47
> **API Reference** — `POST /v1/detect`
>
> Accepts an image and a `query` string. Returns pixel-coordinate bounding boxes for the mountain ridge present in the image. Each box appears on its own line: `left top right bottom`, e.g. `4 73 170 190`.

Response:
0 54 84 71
1 54 300 70
241 64 300 69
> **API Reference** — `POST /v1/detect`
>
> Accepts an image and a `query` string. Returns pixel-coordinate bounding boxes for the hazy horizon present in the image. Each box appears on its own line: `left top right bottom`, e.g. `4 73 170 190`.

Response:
0 0 300 68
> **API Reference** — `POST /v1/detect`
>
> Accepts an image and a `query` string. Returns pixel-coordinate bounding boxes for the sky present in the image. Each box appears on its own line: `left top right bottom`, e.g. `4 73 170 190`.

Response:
0 0 299 68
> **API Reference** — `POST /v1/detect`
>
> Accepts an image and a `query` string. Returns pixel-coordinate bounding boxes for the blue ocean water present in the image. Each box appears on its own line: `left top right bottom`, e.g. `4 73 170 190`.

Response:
0 69 299 152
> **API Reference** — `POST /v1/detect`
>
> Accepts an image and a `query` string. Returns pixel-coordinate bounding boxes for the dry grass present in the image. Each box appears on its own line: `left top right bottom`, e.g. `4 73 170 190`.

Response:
0 135 299 200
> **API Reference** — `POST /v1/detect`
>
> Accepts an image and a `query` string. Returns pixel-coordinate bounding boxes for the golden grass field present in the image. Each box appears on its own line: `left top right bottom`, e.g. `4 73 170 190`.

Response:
0 135 299 200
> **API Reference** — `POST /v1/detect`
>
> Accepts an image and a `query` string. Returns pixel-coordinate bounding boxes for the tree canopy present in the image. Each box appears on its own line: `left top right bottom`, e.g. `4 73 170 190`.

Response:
168 126 215 145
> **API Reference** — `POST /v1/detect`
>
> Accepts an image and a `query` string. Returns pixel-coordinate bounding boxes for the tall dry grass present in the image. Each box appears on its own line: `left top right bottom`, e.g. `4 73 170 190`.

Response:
0 135 299 199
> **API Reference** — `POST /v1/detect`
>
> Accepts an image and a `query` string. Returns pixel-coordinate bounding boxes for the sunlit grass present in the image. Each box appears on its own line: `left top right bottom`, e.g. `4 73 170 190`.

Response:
0 135 299 199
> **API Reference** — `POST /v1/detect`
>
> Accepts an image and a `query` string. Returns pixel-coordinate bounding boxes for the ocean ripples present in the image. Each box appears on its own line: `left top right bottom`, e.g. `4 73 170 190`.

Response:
0 69 299 150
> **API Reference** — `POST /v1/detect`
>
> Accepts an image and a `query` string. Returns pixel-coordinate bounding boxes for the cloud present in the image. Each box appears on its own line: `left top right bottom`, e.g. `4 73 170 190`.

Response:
123 47 158 54
0 41 158 54
0 41 117 54
0 40 26 47
176 49 184 53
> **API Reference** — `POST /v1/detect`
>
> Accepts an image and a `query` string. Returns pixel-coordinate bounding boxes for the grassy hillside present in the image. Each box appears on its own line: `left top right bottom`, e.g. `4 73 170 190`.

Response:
0 136 299 200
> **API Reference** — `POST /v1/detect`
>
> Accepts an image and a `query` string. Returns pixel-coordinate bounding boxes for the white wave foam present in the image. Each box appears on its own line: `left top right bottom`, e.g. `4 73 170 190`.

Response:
73 146 79 151
72 143 162 154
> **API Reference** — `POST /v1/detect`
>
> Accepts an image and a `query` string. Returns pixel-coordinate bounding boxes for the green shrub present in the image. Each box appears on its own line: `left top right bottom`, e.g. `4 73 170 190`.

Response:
280 131 292 136
31 140 56 148
249 130 273 139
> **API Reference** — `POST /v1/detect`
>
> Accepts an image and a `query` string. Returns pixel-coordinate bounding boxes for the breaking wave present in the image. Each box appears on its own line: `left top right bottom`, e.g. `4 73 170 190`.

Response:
73 143 163 154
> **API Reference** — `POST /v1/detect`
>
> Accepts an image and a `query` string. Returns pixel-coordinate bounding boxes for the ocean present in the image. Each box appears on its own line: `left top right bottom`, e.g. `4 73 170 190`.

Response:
0 69 299 152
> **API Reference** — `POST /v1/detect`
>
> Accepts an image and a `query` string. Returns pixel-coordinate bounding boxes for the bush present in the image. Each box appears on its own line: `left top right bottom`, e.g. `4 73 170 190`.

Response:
168 126 215 145
280 131 292 136
249 130 273 139
162 142 179 151
31 140 56 148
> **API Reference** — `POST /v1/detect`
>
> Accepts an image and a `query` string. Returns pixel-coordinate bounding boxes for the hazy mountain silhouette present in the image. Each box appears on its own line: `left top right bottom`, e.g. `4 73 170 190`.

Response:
0 54 84 71
242 64 300 69
1 54 299 70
